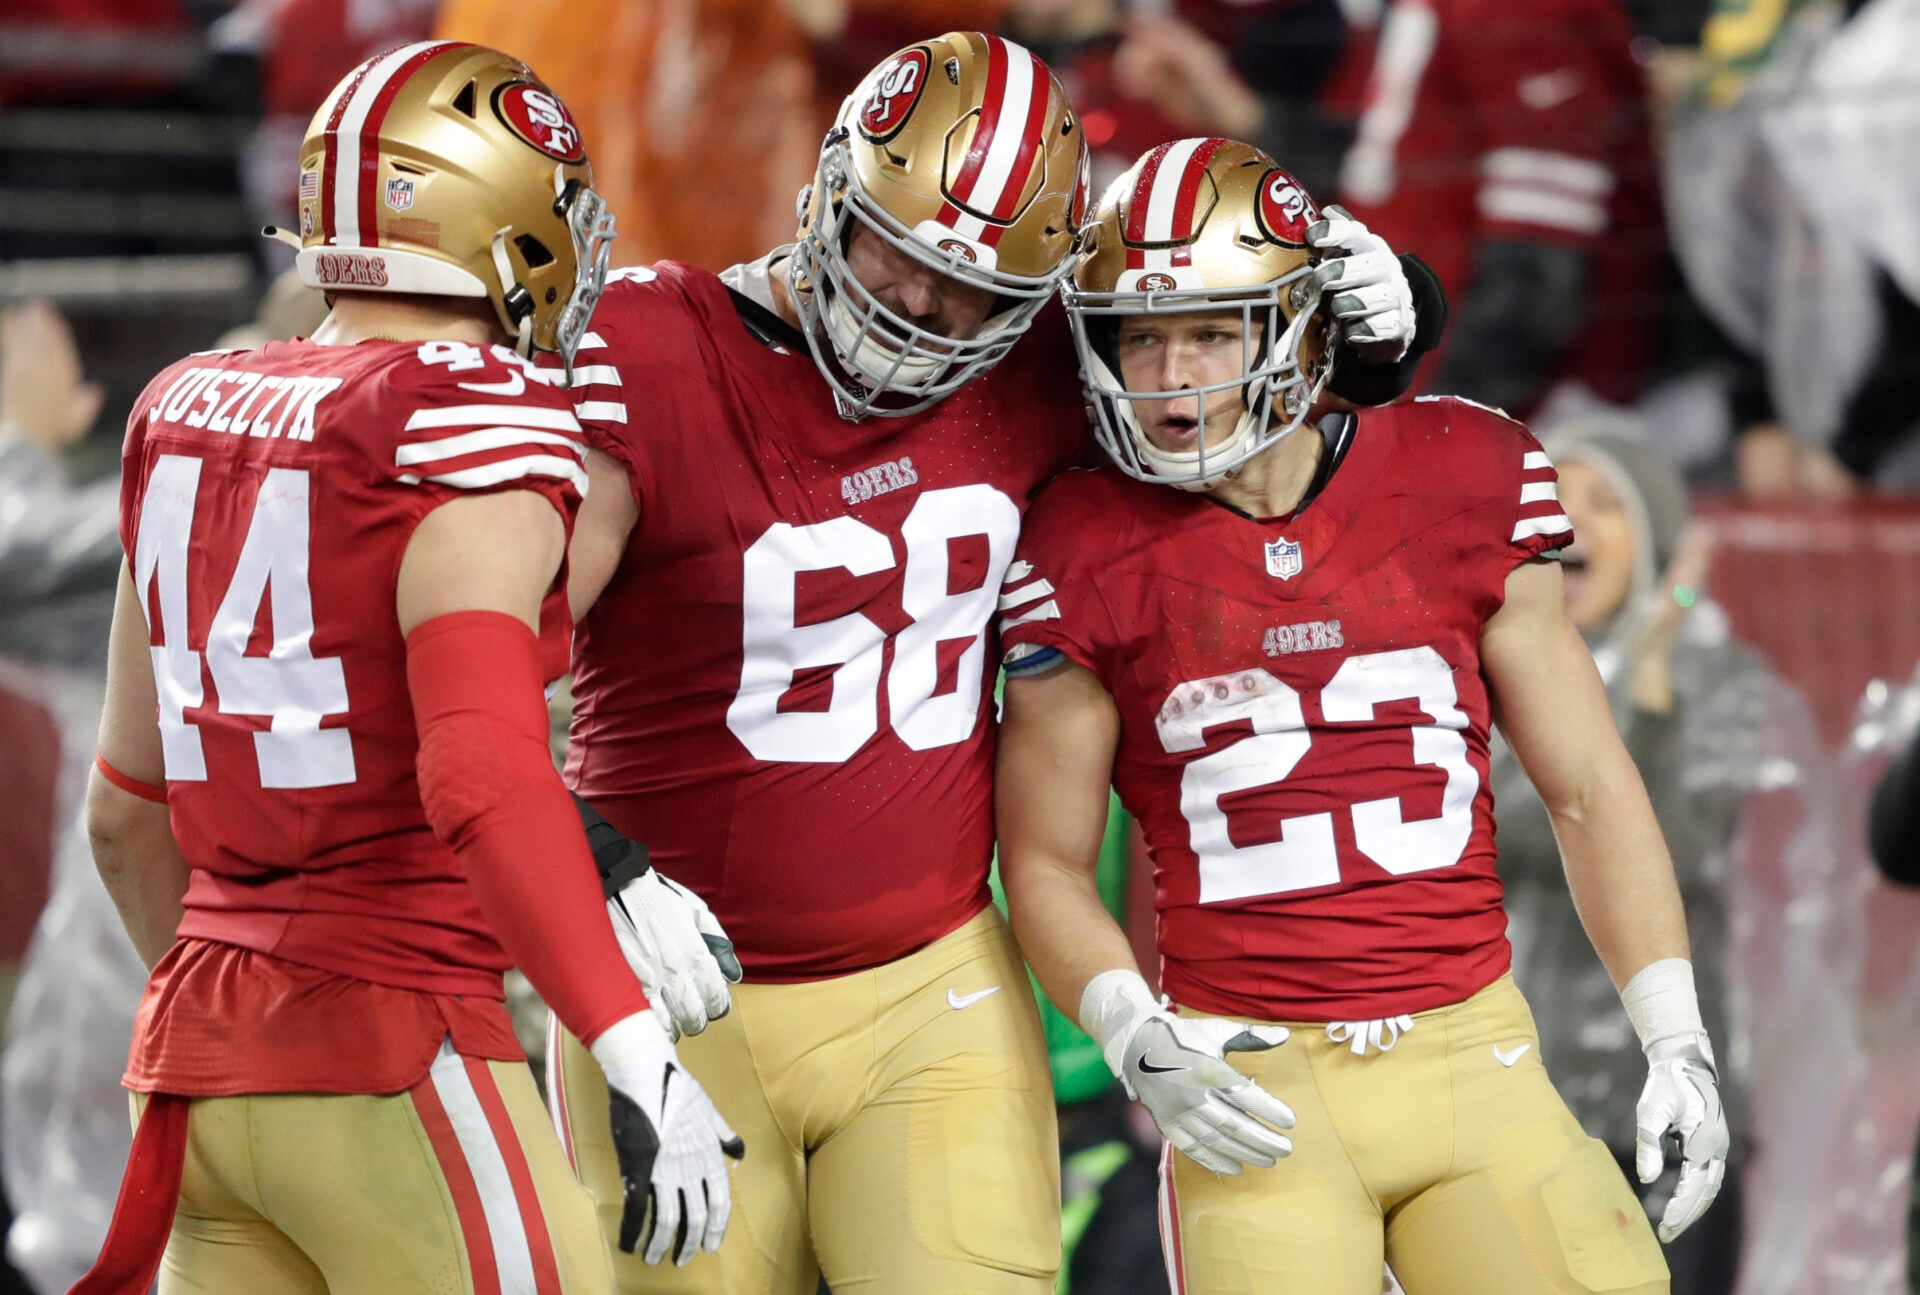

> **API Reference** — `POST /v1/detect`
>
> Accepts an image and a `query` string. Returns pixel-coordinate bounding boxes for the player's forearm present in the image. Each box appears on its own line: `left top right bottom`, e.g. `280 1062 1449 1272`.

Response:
407 610 650 1044
1545 751 1691 990
1002 848 1141 1030
85 771 188 968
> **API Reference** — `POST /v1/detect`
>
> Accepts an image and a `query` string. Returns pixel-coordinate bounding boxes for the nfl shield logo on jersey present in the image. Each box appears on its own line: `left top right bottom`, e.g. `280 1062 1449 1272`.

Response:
1265 536 1303 580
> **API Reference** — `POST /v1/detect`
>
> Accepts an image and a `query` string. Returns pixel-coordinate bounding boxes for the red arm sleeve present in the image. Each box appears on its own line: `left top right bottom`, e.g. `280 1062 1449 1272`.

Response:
406 609 649 1046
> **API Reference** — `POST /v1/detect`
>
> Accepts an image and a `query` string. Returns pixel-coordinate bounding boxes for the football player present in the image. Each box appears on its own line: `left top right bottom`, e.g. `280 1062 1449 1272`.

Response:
540 34 1438 1295
994 139 1728 1294
75 44 738 1294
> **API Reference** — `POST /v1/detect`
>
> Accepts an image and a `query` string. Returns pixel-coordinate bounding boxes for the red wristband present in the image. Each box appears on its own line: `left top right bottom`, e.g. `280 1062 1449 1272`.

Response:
96 753 167 804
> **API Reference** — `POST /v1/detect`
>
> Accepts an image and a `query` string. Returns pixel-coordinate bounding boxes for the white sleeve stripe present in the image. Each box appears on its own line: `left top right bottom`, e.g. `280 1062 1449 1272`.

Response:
1523 451 1552 470
568 364 622 387
396 426 585 467
1512 514 1573 542
574 400 629 424
577 332 607 350
1518 481 1559 506
997 579 1055 612
1002 560 1035 586
1478 185 1607 235
406 455 590 494
1000 599 1061 629
1482 148 1614 196
404 404 582 432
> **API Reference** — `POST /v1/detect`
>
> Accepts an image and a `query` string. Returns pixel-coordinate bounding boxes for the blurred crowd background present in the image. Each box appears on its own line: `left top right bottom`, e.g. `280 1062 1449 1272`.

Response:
3 1 1920 1292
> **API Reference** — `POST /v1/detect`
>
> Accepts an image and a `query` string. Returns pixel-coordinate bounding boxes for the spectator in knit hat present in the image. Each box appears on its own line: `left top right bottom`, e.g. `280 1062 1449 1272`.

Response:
1493 417 1775 1295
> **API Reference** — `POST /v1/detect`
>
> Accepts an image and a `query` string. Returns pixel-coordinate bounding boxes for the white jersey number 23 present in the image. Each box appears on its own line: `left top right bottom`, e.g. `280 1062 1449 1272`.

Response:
1156 646 1478 904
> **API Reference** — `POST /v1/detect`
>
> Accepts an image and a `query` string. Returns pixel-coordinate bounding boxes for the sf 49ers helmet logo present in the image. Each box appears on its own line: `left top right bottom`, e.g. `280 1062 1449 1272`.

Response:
937 237 978 263
493 82 586 163
1255 167 1318 247
858 48 930 143
1138 272 1176 292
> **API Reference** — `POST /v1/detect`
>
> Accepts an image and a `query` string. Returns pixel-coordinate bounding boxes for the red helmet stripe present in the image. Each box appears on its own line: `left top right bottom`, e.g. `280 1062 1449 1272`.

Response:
319 55 384 243
1166 136 1227 265
355 42 467 248
949 34 1009 208
944 34 1053 246
990 45 1051 224
1123 142 1175 244
321 41 463 249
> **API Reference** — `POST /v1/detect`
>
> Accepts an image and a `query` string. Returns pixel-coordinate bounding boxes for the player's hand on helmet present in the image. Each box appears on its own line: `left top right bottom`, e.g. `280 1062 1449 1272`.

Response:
1081 970 1294 1175
1309 206 1417 362
590 1011 747 1265
1635 1032 1729 1243
576 794 742 1041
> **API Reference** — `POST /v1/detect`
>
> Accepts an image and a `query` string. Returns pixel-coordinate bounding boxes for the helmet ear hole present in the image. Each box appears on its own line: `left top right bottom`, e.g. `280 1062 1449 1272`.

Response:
514 234 555 269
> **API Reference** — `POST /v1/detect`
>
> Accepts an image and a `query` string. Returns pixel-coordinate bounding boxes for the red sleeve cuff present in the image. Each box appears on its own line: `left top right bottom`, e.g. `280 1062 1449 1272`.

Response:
96 753 167 803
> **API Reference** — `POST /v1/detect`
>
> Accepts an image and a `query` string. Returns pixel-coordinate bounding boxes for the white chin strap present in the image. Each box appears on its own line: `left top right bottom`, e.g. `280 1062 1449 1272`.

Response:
824 281 946 391
1088 350 1275 493
1135 404 1265 493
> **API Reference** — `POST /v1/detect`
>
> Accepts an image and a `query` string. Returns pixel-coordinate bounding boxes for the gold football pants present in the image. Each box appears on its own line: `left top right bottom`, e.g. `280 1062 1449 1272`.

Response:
549 903 1061 1294
1161 974 1670 1294
141 1041 613 1294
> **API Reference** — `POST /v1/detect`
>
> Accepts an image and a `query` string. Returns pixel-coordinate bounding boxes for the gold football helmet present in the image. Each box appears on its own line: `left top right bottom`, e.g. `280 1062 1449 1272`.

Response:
286 41 614 366
791 31 1089 419
1067 138 1334 489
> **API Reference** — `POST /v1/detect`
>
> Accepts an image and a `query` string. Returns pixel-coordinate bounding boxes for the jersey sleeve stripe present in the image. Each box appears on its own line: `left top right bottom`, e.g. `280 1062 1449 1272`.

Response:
567 364 622 387
405 455 590 494
1522 451 1552 471
1511 514 1573 543
1481 148 1614 197
576 332 608 351
1477 185 1607 236
1000 599 1061 630
1518 481 1559 506
573 400 628 424
998 578 1055 612
405 404 583 432
395 427 586 467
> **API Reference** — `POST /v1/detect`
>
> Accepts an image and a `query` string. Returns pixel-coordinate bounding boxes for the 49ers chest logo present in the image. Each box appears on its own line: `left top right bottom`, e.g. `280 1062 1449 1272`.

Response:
494 82 586 163
313 251 389 287
859 47 930 143
1255 167 1318 247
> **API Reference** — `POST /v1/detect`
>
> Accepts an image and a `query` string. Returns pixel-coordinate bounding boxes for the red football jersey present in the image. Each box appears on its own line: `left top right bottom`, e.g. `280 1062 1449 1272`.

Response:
117 337 584 1091
1000 398 1574 1021
1335 0 1659 405
560 262 1087 981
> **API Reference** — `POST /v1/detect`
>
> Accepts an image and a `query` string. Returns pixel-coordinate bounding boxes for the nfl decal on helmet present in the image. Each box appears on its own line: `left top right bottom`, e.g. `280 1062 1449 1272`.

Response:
1067 138 1335 490
790 32 1089 419
277 42 615 368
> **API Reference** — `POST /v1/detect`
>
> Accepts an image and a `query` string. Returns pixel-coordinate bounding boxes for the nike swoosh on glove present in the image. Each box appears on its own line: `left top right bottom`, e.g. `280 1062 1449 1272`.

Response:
1635 1032 1730 1243
1309 205 1417 362
592 1011 747 1265
1115 1010 1295 1175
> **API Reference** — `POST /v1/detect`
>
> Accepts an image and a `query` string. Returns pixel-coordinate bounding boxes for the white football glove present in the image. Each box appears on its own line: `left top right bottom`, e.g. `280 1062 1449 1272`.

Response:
591 1011 746 1265
1081 970 1295 1175
608 869 742 1042
576 794 742 1042
1635 1032 1729 1243
1309 206 1416 362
